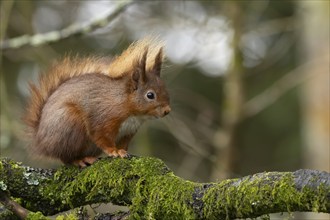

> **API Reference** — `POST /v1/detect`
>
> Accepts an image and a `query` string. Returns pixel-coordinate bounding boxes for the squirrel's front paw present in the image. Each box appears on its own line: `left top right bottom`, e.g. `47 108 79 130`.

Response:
105 148 128 158
117 149 128 158
106 149 119 158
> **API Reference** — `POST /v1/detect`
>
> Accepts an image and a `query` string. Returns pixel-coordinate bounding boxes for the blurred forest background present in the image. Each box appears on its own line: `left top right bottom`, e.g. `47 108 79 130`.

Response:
1 1 329 219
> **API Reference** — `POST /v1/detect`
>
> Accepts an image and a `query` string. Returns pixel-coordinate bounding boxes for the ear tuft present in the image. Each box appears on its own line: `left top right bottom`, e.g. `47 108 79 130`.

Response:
109 36 164 78
131 47 148 90
139 47 148 76
152 48 163 76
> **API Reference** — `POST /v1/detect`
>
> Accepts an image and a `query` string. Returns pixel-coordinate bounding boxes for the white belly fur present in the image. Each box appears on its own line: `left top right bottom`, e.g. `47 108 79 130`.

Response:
116 116 147 142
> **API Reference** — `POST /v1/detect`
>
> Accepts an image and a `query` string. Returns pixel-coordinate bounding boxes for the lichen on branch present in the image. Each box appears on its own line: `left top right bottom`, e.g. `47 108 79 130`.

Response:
0 157 329 219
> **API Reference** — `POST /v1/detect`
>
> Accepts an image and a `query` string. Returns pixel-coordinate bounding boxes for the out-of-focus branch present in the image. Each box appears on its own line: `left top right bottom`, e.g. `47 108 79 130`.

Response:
0 191 29 219
0 0 14 40
0 0 133 51
243 59 327 119
0 0 15 153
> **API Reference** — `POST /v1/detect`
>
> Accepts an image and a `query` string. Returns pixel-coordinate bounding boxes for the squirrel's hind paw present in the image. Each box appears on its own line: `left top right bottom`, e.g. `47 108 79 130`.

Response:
72 156 98 168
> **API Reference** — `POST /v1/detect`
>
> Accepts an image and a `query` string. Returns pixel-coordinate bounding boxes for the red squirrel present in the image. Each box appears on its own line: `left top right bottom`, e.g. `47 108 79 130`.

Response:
24 38 171 167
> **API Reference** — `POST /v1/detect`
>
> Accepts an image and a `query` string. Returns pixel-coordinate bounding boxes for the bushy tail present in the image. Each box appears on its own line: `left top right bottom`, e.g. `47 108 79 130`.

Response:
24 56 111 136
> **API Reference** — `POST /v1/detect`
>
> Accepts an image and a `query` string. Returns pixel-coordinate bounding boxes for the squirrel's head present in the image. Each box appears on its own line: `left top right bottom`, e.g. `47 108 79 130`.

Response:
127 47 171 118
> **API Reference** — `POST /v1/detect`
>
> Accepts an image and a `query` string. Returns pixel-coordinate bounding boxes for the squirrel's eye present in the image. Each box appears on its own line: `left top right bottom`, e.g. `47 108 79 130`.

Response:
146 91 155 100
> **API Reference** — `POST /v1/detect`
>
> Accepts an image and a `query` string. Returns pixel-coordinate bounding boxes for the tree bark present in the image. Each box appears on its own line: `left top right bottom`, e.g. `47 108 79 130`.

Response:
0 157 329 219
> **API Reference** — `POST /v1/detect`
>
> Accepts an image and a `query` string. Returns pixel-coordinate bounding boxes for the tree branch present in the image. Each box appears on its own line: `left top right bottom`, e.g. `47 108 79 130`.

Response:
0 0 133 51
0 191 28 219
243 59 327 119
0 157 329 219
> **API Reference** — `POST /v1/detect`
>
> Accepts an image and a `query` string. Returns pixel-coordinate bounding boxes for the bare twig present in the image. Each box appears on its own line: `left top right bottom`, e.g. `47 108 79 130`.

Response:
0 0 133 51
0 0 14 40
243 59 327 118
0 191 29 219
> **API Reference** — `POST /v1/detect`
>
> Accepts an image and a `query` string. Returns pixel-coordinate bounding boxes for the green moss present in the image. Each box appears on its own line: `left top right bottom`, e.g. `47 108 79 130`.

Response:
126 158 198 219
272 174 302 212
55 213 78 220
1 159 35 194
316 183 330 211
41 157 137 206
301 182 329 212
26 211 49 220
202 172 330 219
130 174 197 219
41 157 199 219
202 179 239 219
202 173 300 219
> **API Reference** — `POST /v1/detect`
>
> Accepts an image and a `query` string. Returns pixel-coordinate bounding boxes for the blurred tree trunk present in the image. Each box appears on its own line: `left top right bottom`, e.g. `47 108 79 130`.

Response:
0 0 15 154
212 2 245 180
299 1 329 173
299 1 330 219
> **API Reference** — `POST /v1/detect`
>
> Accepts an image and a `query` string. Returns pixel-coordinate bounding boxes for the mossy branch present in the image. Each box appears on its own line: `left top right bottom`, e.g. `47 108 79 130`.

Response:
0 157 329 219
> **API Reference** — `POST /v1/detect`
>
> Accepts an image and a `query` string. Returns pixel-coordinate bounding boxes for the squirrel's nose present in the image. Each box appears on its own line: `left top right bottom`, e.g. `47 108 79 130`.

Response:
163 106 171 116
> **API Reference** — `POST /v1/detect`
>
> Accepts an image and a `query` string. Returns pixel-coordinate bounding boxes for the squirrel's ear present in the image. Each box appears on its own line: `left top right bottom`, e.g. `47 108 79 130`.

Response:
131 48 148 90
152 47 163 76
